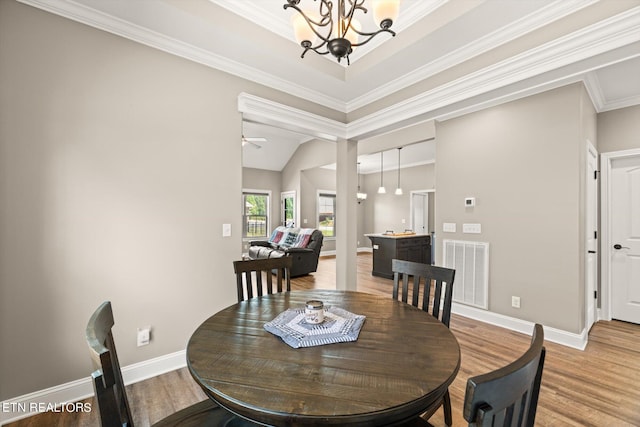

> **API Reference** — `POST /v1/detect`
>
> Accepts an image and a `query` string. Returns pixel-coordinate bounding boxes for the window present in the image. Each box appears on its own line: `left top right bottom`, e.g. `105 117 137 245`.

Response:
318 192 336 237
243 191 270 238
281 191 296 227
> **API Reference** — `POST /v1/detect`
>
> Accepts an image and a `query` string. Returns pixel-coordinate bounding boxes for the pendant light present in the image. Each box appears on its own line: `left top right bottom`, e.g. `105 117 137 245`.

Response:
377 151 386 194
357 162 367 203
395 147 403 195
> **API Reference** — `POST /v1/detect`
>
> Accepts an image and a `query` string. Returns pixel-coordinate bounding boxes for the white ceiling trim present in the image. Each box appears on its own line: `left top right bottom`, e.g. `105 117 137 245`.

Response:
599 92 640 112
17 0 347 112
347 6 640 139
583 71 606 111
238 93 346 142
19 0 603 116
21 0 640 123
347 0 598 112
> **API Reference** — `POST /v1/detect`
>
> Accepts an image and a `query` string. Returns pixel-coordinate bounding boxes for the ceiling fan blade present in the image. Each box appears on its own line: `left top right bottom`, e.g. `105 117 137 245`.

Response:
242 136 267 149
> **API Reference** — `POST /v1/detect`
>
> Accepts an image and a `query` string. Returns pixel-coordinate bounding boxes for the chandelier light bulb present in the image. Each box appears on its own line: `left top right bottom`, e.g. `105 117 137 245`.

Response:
291 12 318 44
372 0 400 27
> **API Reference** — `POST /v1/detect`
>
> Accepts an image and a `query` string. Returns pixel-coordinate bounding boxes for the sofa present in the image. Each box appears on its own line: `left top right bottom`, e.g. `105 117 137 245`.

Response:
248 226 324 277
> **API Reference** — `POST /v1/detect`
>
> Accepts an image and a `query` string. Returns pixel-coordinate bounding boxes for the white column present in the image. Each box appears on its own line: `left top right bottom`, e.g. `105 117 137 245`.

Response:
335 138 358 290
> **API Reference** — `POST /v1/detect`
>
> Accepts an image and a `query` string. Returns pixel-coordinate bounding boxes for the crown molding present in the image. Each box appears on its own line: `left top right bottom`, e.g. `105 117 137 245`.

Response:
346 0 598 112
584 63 640 112
599 93 640 112
17 0 347 112
19 0 640 125
347 6 640 139
238 93 347 142
582 71 606 112
345 0 448 64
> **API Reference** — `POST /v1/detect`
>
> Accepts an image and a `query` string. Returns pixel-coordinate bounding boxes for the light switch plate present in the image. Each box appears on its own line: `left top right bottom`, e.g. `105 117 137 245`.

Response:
222 223 231 237
443 223 456 233
463 223 481 234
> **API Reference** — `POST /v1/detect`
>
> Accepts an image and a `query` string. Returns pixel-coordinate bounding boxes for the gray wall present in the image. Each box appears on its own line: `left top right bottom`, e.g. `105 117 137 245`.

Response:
0 2 337 401
598 104 640 153
435 83 595 334
3 0 640 404
360 163 436 248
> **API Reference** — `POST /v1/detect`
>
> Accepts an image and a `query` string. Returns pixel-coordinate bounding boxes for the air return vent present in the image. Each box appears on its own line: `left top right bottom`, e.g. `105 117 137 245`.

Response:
443 240 489 309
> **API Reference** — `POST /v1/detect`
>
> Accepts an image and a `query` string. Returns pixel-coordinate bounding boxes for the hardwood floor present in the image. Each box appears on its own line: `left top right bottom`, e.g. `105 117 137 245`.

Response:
8 254 640 427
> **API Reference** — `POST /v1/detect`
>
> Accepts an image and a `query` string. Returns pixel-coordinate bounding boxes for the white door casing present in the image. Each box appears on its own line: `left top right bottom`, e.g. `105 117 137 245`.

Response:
601 148 640 324
585 142 598 331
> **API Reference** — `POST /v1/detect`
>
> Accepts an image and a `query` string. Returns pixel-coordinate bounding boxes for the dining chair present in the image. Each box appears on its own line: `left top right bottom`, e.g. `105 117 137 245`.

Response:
233 256 292 302
392 258 456 426
86 301 234 427
463 323 546 426
402 323 546 427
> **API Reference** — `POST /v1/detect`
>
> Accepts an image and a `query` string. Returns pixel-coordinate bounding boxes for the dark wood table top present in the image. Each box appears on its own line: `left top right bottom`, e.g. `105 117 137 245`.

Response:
187 290 460 426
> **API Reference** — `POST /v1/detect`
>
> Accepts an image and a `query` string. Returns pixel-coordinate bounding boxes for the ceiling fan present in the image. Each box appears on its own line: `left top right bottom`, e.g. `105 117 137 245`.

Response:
242 135 267 149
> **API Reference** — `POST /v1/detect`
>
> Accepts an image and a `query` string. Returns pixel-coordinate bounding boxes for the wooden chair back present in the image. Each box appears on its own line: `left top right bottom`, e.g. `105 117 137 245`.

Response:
233 257 292 302
463 323 546 427
86 301 134 427
392 259 456 327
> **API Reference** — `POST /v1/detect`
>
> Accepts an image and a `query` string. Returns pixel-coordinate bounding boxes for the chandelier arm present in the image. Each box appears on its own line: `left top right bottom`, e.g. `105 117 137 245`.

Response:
284 2 334 43
341 0 361 39
349 24 395 37
301 45 332 58
350 28 395 47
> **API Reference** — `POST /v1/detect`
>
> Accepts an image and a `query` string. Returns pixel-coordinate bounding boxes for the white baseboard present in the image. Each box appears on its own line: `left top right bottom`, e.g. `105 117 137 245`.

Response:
0 350 187 426
452 303 588 350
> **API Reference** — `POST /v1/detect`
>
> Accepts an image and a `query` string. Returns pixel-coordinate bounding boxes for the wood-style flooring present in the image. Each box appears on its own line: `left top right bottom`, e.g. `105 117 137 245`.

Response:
7 254 640 427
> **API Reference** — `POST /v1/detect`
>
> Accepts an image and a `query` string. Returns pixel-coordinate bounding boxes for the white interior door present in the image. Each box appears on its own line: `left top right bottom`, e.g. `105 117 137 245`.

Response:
411 192 428 234
585 144 598 331
611 155 640 324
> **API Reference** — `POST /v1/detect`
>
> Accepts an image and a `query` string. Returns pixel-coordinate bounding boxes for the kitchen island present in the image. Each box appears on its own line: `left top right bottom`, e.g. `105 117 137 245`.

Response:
365 233 431 279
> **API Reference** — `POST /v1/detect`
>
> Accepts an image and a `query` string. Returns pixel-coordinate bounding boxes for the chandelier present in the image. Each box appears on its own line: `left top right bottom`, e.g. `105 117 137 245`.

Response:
284 0 400 65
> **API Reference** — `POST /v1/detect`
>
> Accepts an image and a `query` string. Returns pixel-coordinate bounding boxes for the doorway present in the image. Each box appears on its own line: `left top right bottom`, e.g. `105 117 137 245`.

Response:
411 190 435 262
601 148 640 324
281 191 296 227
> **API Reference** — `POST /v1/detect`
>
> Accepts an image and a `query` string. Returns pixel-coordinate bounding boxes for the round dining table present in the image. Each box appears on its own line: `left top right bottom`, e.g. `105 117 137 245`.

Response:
186 289 460 427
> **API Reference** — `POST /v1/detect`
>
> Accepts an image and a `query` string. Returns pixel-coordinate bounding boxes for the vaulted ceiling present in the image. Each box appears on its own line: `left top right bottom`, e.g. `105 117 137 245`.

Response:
21 0 640 172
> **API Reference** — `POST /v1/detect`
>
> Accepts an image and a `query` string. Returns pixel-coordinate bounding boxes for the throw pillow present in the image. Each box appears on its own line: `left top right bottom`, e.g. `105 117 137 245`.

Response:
269 229 284 244
279 232 299 248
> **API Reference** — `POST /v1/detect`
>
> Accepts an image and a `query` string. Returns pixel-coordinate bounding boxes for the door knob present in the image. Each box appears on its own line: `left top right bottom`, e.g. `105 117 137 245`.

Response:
613 244 630 250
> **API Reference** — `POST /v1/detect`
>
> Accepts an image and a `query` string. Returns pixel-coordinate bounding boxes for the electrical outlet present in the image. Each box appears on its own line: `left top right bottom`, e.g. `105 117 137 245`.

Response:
511 296 521 309
137 327 151 346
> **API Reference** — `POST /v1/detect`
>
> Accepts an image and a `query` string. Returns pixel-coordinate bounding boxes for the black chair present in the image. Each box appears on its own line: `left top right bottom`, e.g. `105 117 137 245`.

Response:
463 323 546 427
392 259 456 425
233 256 292 302
86 301 233 427
401 324 546 427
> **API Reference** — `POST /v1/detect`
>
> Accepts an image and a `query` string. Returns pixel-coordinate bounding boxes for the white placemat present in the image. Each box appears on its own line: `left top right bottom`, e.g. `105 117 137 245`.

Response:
264 306 366 349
